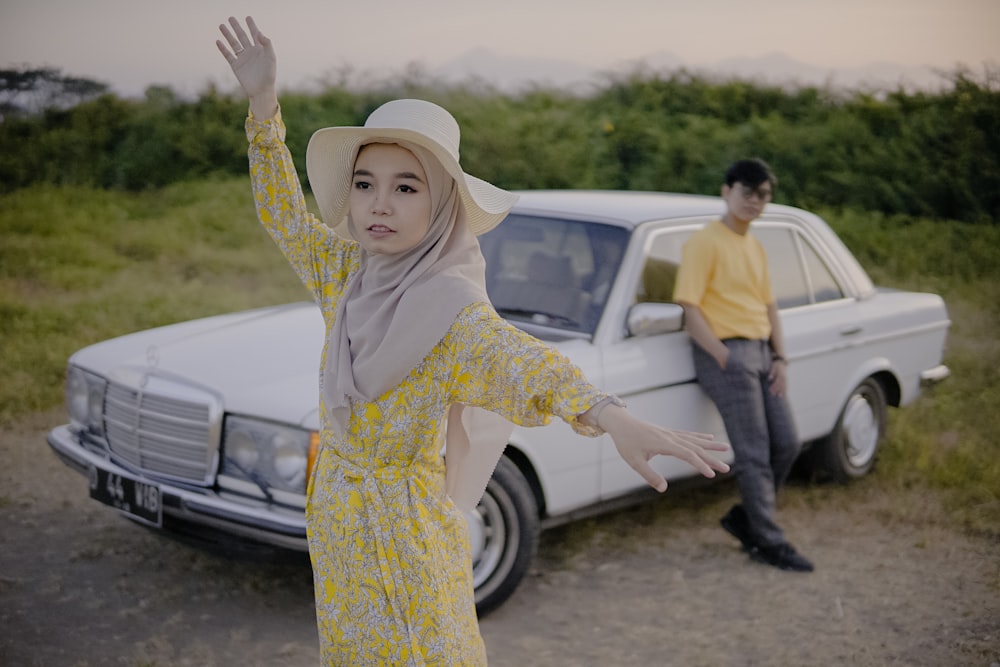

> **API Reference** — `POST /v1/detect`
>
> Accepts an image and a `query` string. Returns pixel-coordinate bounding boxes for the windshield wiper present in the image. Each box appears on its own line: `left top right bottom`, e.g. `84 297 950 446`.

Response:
494 307 580 328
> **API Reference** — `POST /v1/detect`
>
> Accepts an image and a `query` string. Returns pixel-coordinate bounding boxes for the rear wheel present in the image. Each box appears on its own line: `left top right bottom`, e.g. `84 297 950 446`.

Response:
811 377 887 483
469 456 539 616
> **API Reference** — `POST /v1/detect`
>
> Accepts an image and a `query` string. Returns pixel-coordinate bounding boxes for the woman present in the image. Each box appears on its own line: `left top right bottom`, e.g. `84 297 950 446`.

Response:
217 16 729 666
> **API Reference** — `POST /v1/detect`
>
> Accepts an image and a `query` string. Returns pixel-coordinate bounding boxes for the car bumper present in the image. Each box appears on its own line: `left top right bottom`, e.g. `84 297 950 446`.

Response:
920 364 950 386
47 424 308 551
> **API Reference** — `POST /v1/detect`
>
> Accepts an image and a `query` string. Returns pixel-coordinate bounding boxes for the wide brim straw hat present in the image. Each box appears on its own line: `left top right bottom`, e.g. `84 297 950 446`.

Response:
306 99 519 238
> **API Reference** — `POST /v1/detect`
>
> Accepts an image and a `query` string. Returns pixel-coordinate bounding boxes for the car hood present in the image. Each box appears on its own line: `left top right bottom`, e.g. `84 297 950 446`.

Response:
69 302 595 430
69 302 326 429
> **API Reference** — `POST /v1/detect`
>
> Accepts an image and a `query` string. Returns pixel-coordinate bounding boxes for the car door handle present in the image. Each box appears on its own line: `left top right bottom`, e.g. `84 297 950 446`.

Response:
839 326 862 336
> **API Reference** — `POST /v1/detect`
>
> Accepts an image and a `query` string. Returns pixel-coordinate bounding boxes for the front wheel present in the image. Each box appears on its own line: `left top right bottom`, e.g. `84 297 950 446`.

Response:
469 456 539 616
810 377 887 483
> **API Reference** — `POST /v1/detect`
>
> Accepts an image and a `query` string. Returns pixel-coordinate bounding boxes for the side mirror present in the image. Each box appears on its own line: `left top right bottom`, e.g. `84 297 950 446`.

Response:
627 302 685 337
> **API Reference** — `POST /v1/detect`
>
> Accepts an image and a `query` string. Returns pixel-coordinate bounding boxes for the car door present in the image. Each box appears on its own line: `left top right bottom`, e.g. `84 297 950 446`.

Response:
596 220 730 500
596 213 869 499
479 214 611 515
751 217 862 442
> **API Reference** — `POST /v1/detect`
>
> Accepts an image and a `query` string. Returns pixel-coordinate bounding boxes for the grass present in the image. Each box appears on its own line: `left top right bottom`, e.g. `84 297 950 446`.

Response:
2 183 998 537
0 178 306 423
821 207 1000 538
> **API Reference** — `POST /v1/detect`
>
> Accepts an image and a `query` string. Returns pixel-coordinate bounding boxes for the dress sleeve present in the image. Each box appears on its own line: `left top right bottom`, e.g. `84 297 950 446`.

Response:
444 303 607 437
246 111 359 308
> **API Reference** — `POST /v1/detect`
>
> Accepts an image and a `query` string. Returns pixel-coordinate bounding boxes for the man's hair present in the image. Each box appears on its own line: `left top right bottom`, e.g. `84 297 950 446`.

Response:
724 158 777 190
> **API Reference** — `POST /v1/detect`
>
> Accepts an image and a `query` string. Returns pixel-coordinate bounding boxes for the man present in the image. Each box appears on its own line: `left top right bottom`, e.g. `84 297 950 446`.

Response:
673 158 814 572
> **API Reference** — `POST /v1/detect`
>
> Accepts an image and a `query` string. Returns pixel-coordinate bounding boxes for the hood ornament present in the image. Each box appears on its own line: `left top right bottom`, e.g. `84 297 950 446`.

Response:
141 345 160 389
146 344 160 369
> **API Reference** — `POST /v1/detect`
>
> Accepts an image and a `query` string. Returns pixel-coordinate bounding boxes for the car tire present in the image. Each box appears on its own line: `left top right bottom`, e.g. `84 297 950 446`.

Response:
812 377 887 483
469 456 539 616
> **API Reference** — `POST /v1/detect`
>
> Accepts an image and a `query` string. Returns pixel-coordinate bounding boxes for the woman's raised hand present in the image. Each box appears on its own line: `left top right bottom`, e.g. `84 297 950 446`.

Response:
599 406 731 492
216 16 278 119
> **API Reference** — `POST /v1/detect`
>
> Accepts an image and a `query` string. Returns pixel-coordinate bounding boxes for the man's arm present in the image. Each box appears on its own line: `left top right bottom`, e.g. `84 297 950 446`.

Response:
766 302 789 396
766 303 787 359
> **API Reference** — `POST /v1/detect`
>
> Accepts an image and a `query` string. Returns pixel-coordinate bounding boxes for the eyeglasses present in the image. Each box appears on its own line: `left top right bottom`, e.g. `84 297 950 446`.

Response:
737 183 773 202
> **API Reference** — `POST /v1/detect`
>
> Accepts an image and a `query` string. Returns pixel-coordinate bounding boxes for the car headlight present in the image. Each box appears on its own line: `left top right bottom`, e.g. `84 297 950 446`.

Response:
65 365 106 436
220 416 316 495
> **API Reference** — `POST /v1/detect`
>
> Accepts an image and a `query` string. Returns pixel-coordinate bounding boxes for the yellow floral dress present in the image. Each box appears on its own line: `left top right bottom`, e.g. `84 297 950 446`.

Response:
247 113 605 666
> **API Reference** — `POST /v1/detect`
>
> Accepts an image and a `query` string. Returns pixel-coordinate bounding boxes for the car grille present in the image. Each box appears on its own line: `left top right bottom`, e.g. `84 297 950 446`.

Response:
103 380 217 484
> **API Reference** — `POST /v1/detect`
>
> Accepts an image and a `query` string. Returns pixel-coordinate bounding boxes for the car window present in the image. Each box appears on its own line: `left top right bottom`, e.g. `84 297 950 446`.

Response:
636 229 694 304
756 226 845 308
756 228 810 308
479 215 628 334
800 239 845 303
636 224 845 311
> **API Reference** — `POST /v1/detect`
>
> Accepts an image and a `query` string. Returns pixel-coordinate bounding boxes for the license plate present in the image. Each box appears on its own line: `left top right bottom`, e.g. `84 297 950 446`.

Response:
89 464 162 527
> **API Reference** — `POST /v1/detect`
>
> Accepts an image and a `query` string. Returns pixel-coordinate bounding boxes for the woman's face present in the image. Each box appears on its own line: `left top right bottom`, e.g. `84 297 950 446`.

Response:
349 143 433 255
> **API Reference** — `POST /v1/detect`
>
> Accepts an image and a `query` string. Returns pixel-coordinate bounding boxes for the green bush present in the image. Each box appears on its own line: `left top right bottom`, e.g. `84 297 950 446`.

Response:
2 66 998 222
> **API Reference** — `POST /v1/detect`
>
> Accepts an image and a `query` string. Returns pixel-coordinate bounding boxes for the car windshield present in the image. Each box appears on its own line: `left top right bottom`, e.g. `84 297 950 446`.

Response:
479 214 629 336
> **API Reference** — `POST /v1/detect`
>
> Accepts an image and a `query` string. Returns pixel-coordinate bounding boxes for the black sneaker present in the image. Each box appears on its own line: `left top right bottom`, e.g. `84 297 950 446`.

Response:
720 504 755 552
748 542 815 572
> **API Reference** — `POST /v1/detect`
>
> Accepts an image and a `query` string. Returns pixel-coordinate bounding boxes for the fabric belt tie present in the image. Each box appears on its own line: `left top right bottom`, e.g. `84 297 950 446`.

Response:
334 453 429 666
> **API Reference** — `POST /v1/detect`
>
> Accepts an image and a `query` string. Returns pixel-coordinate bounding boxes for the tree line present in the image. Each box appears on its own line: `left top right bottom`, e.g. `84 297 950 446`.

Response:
1 64 997 223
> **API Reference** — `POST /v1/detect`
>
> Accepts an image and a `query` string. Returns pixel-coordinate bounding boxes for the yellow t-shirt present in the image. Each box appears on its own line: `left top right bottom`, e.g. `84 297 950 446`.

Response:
672 219 774 340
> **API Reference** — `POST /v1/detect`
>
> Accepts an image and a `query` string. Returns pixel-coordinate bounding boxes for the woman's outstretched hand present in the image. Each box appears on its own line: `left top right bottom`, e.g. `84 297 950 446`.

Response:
599 405 731 492
216 16 278 119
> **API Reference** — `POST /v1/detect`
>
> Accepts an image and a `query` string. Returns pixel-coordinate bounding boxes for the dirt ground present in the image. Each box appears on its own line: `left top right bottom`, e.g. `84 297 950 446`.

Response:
2 409 998 667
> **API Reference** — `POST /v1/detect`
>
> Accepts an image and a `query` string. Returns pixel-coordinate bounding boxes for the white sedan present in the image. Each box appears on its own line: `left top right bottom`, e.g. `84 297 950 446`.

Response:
48 190 951 613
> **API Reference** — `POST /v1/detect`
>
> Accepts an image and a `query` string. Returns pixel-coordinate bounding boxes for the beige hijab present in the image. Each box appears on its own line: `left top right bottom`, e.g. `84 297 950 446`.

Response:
322 140 513 511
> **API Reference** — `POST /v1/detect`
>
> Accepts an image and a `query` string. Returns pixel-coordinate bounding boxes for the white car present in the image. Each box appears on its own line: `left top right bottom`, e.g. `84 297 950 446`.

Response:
48 190 951 613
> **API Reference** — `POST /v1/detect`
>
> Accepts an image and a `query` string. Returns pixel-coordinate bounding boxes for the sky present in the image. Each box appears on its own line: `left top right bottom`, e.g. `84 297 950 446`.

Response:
2 0 998 97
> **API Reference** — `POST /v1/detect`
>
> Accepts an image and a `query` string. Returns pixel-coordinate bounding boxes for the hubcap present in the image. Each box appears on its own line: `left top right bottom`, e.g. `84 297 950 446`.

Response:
465 508 485 562
842 393 878 468
468 491 509 589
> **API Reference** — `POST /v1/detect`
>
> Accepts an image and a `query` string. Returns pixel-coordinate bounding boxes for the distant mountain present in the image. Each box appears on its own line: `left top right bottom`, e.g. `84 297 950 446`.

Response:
431 48 952 93
432 48 596 91
710 52 948 91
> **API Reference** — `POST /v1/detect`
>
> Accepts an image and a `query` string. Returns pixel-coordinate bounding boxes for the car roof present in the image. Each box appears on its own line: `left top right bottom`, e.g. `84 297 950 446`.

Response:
509 189 876 298
509 189 803 228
